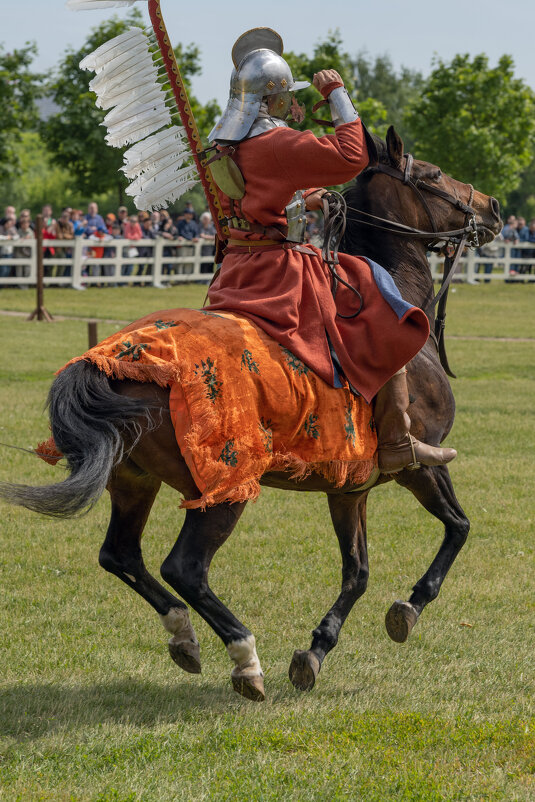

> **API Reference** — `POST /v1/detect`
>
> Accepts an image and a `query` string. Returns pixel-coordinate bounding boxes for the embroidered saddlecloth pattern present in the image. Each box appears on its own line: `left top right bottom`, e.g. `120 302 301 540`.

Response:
41 308 378 508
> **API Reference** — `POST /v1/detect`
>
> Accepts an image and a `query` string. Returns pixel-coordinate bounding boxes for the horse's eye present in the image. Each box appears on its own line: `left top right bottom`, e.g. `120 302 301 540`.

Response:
435 170 442 181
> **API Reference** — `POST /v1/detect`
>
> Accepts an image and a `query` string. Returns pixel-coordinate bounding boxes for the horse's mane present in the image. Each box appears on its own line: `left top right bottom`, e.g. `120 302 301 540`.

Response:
341 134 390 258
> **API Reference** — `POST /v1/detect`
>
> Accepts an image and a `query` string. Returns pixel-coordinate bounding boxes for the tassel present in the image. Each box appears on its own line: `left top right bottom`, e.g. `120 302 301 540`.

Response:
123 126 187 166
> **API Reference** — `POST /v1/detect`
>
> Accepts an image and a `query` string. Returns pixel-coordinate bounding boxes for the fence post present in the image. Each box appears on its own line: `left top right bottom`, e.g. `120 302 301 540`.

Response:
152 238 165 288
28 214 53 322
71 237 85 290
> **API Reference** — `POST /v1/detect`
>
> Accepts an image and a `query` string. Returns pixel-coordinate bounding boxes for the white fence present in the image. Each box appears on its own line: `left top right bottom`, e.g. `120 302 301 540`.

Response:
427 241 535 283
0 237 534 288
0 238 215 289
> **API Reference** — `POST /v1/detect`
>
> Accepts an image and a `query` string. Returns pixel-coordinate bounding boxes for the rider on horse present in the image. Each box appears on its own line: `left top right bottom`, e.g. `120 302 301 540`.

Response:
206 28 456 473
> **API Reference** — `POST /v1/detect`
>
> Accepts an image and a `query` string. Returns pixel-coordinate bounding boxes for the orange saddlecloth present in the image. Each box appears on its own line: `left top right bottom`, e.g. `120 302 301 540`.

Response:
39 308 378 509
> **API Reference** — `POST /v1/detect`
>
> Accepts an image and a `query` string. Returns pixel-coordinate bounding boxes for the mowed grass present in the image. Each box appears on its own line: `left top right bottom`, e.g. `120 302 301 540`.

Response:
0 285 533 801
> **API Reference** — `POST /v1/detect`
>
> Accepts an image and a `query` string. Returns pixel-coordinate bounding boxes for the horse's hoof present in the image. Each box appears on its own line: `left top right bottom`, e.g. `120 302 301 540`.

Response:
289 649 321 691
232 673 265 702
385 600 419 643
168 638 201 674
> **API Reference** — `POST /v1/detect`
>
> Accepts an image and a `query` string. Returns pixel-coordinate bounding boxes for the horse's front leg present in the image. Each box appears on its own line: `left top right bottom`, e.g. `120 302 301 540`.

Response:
100 461 201 674
160 502 265 701
385 464 470 642
289 492 369 691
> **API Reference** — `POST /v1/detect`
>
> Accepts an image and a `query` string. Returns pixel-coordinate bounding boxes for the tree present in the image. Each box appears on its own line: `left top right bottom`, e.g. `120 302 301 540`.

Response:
0 42 42 176
351 52 422 146
503 157 535 220
404 54 535 205
283 32 389 139
41 10 220 206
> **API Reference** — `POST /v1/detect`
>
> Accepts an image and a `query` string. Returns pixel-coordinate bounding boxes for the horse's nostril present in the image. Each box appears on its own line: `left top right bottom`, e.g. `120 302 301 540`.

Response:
490 197 500 220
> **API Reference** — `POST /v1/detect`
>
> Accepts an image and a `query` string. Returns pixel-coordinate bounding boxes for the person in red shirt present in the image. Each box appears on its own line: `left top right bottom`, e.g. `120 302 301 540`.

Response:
207 29 456 473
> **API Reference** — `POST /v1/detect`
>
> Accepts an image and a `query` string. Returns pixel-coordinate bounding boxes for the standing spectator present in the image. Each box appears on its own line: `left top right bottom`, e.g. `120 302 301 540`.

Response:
70 209 86 236
158 210 178 278
501 215 520 278
0 215 19 278
182 201 197 220
150 210 161 233
199 211 216 278
138 215 157 279
176 208 199 241
501 215 518 242
105 213 117 234
14 213 35 282
16 209 34 231
42 214 58 276
117 206 129 234
0 206 17 228
56 210 75 276
476 234 502 283
176 208 199 276
524 219 535 275
121 214 143 278
84 202 106 237
515 216 530 274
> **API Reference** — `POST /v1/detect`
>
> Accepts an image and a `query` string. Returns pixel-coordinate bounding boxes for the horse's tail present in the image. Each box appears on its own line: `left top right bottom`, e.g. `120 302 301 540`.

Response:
0 360 155 518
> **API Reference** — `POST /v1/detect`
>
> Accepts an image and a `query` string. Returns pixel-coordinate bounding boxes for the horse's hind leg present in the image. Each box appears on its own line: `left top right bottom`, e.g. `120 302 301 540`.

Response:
385 464 470 643
160 502 266 701
290 492 369 691
100 460 200 674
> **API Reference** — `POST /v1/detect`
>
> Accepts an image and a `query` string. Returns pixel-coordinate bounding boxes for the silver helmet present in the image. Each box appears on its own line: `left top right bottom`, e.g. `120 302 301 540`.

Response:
208 28 309 143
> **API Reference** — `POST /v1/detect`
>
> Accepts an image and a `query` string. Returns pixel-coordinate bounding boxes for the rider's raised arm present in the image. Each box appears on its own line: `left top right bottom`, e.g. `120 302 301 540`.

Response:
270 67 370 191
270 120 370 192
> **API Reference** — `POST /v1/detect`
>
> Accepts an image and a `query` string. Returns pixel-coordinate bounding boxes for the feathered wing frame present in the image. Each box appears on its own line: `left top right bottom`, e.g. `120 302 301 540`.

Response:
68 0 213 214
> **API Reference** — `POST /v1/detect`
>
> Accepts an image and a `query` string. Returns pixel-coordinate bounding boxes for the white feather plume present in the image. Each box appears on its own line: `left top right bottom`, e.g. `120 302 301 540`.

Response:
79 28 141 69
66 1 139 10
79 21 199 210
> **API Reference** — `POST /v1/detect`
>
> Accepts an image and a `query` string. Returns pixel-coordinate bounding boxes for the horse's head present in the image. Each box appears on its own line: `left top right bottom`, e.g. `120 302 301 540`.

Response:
354 126 502 247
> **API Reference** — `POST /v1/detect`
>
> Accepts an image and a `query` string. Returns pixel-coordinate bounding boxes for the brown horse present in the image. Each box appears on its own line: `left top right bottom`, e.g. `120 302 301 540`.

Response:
0 128 501 701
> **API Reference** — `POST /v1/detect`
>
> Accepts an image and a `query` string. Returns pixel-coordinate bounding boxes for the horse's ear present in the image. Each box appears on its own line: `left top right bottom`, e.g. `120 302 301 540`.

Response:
386 126 404 167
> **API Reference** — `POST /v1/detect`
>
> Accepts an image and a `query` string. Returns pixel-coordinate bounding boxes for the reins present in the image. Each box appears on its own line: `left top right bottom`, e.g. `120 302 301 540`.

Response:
322 191 364 319
345 155 481 377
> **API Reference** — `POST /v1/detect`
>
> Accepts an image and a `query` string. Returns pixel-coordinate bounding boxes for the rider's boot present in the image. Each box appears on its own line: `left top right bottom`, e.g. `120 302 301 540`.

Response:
374 368 457 474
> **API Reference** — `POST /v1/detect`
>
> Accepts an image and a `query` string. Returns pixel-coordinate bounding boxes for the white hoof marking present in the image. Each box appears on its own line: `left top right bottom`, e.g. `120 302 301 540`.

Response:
227 634 263 679
159 607 199 647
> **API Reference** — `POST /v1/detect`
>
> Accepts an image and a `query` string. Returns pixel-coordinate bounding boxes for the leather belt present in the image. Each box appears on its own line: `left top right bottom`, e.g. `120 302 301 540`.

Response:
226 239 317 256
227 238 282 247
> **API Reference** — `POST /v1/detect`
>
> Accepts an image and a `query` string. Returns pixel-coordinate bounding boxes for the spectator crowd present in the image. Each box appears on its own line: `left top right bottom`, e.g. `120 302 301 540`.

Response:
1 202 534 284
0 201 220 282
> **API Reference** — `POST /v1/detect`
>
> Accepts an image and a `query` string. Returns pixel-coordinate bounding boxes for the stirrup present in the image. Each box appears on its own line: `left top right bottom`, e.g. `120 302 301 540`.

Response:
406 434 421 471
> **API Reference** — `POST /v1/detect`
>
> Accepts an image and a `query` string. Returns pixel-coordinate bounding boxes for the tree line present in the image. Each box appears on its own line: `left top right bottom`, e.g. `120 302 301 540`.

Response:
2 9 535 218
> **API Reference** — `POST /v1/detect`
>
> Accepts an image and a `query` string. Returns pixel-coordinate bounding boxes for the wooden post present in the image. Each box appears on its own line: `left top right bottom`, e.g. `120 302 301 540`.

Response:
28 214 53 322
88 320 98 349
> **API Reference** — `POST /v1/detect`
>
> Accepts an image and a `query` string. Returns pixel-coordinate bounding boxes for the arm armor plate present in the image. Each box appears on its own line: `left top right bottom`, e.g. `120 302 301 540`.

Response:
328 87 359 128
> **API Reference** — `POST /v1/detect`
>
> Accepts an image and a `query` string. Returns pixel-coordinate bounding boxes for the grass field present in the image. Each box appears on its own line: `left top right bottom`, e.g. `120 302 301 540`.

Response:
0 284 533 801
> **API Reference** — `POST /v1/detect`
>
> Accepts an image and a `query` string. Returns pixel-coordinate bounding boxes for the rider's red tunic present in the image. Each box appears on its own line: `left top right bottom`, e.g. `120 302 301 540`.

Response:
207 118 429 403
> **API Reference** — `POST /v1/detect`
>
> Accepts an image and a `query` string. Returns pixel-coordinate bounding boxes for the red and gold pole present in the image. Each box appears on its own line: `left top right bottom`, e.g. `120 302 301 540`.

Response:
148 0 229 240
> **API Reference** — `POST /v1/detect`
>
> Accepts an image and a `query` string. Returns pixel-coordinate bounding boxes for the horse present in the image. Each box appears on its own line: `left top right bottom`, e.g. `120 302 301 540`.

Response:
0 127 501 702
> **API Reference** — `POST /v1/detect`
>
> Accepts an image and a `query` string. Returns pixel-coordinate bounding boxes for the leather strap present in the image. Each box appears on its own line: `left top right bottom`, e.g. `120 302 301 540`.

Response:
227 238 282 247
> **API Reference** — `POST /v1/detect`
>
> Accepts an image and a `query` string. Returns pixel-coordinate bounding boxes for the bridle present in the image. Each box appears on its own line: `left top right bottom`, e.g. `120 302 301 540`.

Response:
352 154 479 249
344 153 482 377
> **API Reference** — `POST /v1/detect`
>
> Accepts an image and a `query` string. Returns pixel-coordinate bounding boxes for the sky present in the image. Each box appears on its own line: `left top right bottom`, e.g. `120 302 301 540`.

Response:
5 0 535 108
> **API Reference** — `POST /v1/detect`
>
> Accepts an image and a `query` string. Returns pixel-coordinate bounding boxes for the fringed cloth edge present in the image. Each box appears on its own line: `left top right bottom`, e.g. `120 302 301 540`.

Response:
37 309 378 509
59 353 181 387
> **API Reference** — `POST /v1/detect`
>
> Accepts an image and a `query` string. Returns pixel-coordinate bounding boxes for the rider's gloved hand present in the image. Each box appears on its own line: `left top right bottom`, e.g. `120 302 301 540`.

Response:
305 189 331 211
313 69 344 99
